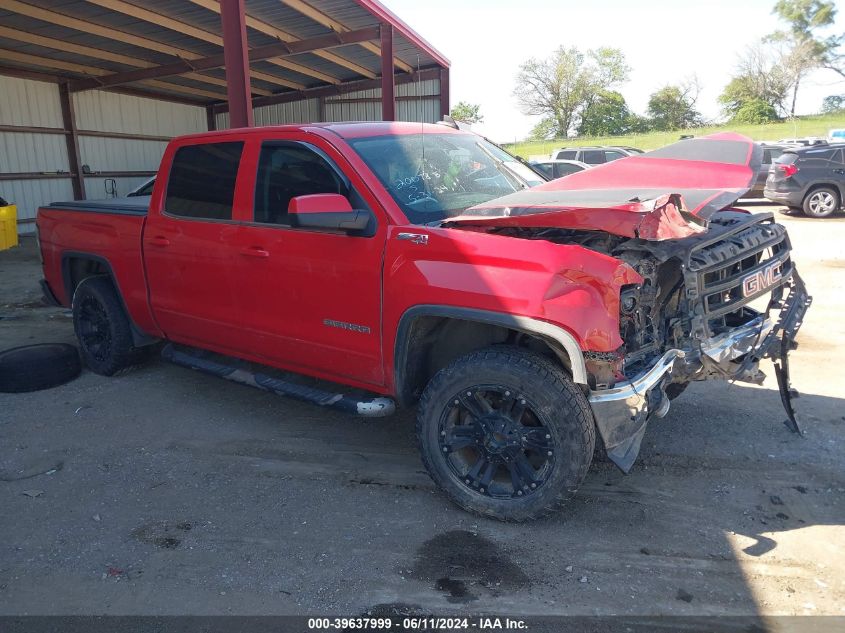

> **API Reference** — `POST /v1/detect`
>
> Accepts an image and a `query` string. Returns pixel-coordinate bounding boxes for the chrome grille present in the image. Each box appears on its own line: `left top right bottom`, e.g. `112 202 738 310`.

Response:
687 217 792 337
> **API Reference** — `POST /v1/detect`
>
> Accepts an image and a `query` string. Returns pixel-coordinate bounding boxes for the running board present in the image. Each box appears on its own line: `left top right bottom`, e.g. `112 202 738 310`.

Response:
161 344 396 418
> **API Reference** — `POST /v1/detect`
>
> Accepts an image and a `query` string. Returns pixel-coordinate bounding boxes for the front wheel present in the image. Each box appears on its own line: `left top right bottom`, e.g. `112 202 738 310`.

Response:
416 346 595 521
803 187 840 218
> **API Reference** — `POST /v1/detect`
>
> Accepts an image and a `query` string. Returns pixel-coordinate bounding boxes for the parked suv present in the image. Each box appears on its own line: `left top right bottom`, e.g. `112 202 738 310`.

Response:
764 145 845 217
550 146 642 164
746 143 789 198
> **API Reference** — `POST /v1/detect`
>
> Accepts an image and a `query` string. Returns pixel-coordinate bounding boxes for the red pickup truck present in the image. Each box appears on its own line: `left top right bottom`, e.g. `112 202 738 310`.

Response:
37 122 810 521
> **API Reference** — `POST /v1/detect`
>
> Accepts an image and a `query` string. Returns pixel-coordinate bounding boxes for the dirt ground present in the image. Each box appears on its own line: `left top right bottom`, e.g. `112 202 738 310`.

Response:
0 203 843 622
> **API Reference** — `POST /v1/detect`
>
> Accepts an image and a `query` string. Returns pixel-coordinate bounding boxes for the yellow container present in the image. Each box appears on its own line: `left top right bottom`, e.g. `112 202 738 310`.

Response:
0 204 19 250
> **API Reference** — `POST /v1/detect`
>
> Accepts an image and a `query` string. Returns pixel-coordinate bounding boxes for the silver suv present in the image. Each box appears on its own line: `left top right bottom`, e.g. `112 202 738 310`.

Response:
550 146 643 165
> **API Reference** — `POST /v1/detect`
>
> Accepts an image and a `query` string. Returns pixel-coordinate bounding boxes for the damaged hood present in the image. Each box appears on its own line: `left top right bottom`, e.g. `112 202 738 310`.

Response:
445 133 762 240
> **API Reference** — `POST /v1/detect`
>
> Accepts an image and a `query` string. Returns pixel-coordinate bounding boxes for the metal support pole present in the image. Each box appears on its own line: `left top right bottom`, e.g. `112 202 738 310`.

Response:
439 67 450 120
220 0 253 128
58 82 85 200
380 23 394 121
206 105 217 131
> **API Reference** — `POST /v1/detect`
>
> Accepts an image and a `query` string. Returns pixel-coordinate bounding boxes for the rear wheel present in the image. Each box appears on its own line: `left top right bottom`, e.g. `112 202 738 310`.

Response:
72 276 147 376
803 187 840 218
416 346 595 521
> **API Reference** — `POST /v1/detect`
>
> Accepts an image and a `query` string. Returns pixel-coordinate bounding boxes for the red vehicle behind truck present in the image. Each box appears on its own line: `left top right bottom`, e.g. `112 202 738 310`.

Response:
37 122 810 521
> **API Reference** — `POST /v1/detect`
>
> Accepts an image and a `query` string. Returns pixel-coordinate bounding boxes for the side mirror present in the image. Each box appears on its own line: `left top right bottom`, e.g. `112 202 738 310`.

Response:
288 194 372 233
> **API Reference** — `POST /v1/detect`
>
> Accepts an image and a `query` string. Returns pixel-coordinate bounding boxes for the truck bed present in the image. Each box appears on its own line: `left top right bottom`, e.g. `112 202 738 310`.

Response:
45 196 149 215
37 197 158 336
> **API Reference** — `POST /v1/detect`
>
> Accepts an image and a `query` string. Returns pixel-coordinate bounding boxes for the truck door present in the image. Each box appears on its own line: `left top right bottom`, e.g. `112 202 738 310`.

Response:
143 140 246 350
233 139 386 387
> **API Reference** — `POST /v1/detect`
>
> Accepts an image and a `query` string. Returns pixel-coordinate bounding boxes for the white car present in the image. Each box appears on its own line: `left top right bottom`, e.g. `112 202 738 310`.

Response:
529 159 591 180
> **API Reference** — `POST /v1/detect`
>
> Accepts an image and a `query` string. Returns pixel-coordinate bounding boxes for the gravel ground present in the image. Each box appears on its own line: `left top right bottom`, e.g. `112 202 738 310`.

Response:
0 204 843 619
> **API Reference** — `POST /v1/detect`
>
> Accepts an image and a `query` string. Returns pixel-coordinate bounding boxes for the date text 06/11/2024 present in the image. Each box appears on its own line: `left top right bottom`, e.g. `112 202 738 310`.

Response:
307 617 528 630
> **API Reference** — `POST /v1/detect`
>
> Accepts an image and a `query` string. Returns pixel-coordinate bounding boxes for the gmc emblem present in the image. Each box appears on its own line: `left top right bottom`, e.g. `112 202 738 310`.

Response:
742 262 783 297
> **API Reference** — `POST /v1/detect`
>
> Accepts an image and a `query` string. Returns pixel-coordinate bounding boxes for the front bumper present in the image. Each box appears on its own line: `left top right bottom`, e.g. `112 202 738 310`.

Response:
588 270 811 473
589 350 684 472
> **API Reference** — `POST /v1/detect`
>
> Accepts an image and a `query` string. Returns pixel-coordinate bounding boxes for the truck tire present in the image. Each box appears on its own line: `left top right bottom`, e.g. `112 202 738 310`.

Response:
416 346 595 521
0 344 81 393
802 187 840 218
72 276 146 376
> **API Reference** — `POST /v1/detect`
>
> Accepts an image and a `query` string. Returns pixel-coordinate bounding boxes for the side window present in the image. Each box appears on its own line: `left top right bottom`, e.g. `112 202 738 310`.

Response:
554 163 580 178
582 150 605 164
533 163 554 178
254 143 349 225
555 150 577 160
165 142 243 220
831 148 845 165
604 150 626 162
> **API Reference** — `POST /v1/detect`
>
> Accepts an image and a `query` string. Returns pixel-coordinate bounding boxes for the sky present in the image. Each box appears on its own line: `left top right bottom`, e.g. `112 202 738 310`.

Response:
383 0 845 143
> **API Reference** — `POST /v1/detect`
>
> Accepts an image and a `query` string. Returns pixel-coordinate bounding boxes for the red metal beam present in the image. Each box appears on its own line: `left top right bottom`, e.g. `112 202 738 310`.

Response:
439 67 450 120
380 23 394 121
352 0 451 69
58 83 86 200
220 0 253 128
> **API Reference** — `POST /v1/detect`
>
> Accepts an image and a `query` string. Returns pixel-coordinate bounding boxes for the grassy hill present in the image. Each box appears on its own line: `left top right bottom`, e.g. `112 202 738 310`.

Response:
504 113 845 159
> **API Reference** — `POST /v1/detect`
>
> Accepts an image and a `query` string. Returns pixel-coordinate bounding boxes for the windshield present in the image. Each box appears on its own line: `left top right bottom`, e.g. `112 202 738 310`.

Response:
347 133 543 224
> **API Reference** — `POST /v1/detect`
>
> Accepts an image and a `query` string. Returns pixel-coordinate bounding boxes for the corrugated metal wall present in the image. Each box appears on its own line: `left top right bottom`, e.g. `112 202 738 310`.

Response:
3 74 442 234
72 90 205 203
0 77 72 233
0 77 206 234
216 78 441 130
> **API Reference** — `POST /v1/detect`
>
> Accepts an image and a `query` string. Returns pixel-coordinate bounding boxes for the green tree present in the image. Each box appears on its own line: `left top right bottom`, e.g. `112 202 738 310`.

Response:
732 98 780 123
449 101 484 125
718 43 791 117
529 117 557 141
647 84 703 131
578 90 631 136
821 94 845 113
514 46 630 138
626 113 652 134
769 0 843 114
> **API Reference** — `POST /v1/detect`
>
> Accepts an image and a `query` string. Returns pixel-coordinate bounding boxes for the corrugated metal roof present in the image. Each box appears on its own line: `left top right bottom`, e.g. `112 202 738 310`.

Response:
0 0 448 106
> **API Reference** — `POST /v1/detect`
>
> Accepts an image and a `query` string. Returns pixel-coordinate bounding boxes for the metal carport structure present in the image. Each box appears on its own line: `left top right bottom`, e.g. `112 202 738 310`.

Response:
0 0 450 230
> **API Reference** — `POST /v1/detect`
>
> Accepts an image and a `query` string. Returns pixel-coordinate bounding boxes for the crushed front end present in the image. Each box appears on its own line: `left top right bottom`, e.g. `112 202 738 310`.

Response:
586 210 812 471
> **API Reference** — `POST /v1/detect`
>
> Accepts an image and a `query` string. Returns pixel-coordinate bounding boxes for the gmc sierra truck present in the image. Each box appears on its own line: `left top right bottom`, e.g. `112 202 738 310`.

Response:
36 123 811 521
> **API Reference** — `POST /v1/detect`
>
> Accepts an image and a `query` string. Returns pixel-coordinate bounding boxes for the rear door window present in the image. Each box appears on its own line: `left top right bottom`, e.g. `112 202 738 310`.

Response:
554 163 581 178
604 150 626 162
165 142 243 220
582 150 606 164
554 150 577 160
763 149 784 164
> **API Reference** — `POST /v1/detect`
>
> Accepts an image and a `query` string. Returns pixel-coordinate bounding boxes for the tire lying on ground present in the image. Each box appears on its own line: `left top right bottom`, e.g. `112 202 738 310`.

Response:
0 343 82 393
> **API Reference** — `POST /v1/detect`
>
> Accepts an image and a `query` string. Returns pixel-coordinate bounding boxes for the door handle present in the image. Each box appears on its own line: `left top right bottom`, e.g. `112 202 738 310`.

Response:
148 236 170 247
834 169 845 175
240 246 270 258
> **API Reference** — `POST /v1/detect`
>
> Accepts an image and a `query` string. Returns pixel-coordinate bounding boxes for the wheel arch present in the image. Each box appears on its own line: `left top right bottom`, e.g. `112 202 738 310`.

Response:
393 305 588 407
62 252 157 347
